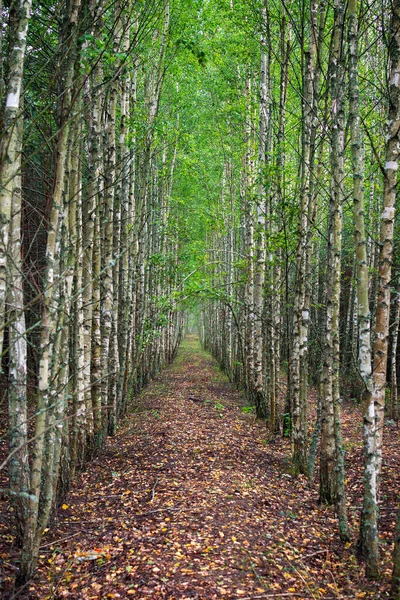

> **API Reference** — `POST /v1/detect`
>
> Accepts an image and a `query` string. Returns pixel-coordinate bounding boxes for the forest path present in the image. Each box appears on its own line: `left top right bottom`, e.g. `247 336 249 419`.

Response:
25 335 382 599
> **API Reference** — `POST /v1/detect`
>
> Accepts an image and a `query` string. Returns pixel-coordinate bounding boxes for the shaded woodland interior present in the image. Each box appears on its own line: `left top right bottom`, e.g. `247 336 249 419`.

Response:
1 0 400 597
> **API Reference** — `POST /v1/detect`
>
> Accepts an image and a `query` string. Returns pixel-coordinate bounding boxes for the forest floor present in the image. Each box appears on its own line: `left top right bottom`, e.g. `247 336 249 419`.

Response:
1 334 399 599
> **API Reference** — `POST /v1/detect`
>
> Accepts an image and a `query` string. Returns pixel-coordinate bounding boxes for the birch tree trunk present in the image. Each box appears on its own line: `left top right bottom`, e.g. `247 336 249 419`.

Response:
18 0 82 582
7 96 29 547
390 286 400 420
253 7 270 417
101 54 118 436
82 4 104 446
319 0 349 539
320 0 345 502
291 0 318 473
269 12 289 434
347 0 378 570
0 0 32 364
69 127 85 481
117 47 131 417
359 0 400 579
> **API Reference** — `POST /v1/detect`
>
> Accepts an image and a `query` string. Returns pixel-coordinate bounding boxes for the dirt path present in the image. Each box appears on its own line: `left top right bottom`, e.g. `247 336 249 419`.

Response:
5 335 393 599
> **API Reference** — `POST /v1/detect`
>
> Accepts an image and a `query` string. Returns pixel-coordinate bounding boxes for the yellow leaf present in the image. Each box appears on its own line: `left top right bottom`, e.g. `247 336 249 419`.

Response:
61 504 68 510
288 588 296 593
231 536 237 542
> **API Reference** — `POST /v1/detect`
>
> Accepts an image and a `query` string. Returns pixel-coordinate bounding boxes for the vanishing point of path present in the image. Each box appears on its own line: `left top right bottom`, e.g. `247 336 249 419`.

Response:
23 336 383 599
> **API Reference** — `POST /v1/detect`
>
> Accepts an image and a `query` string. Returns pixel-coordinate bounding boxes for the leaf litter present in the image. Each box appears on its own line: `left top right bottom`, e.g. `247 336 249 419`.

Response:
0 335 398 599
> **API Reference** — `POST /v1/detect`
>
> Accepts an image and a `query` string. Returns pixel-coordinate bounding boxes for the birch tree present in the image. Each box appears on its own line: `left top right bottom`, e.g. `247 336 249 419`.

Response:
319 0 349 542
358 0 400 580
290 0 319 474
6 95 29 547
0 0 33 363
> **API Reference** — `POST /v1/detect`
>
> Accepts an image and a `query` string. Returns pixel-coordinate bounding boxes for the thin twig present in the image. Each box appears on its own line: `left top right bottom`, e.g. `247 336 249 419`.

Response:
2 562 18 570
150 478 158 502
39 532 81 549
300 549 330 560
138 507 183 516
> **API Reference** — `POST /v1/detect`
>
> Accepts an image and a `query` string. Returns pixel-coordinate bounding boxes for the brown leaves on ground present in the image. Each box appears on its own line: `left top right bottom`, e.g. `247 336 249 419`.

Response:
1 335 398 599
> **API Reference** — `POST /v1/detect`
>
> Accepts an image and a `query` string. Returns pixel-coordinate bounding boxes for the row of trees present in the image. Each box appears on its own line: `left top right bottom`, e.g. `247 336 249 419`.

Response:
0 0 186 584
1 0 400 592
197 0 400 592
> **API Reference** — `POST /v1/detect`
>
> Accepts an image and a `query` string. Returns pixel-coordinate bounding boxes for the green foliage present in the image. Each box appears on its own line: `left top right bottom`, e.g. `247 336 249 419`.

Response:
241 405 255 414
